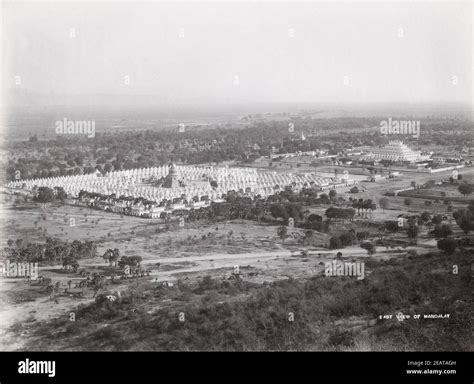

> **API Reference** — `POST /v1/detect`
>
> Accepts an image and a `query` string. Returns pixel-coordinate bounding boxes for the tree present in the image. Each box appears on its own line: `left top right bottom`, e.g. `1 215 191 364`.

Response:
277 226 288 243
458 184 473 196
91 274 106 297
102 249 119 266
329 236 342 249
77 156 86 167
319 193 329 203
356 231 369 241
385 221 399 233
360 242 376 255
287 204 303 221
350 186 359 194
102 249 111 264
35 187 55 205
339 232 353 246
110 248 120 266
404 198 412 207
432 224 453 239
54 187 67 201
424 200 432 208
437 238 457 254
118 256 142 269
270 204 289 221
63 256 79 272
431 215 443 225
348 228 356 243
306 214 323 231
379 197 389 211
407 224 420 244
457 215 474 234
329 189 337 200
420 211 431 223
325 207 355 222
453 208 474 234
104 163 113 173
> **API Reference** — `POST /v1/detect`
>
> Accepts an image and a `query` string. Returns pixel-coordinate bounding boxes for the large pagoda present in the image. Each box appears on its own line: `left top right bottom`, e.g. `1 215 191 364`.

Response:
163 163 180 188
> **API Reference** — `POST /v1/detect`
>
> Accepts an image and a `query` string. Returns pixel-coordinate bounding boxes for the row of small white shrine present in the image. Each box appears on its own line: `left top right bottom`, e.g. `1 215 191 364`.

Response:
6 165 355 208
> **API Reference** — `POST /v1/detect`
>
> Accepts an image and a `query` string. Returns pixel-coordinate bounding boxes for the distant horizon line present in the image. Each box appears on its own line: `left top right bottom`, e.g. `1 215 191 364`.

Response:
3 89 472 107
1 100 472 107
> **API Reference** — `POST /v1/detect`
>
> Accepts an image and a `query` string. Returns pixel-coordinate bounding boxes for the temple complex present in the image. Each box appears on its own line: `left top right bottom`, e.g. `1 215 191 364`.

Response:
363 141 428 163
6 164 357 218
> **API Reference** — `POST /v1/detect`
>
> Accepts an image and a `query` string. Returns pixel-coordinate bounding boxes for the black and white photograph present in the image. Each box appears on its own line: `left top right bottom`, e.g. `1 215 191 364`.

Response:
0 0 472 378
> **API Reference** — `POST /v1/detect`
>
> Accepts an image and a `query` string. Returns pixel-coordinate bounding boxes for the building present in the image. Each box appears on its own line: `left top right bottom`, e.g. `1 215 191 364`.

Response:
6 164 357 218
163 163 180 188
364 141 428 163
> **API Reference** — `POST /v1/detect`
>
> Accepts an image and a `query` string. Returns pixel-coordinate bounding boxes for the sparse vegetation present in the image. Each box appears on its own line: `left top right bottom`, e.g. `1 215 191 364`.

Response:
19 250 472 351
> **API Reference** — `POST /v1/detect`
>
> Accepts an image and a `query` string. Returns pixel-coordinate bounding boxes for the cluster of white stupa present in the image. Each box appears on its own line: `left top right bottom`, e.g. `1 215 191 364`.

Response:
6 164 355 218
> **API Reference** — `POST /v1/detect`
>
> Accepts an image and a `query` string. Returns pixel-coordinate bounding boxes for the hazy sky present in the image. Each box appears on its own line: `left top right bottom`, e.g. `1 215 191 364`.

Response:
2 1 472 106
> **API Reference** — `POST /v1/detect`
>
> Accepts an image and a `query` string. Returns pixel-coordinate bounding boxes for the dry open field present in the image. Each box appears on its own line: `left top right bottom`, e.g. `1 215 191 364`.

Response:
1 165 472 351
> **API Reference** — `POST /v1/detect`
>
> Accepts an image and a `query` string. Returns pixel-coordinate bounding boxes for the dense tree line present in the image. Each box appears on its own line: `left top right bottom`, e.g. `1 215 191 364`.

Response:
184 188 355 232
2 238 97 267
7 115 472 181
34 186 67 204
328 229 371 250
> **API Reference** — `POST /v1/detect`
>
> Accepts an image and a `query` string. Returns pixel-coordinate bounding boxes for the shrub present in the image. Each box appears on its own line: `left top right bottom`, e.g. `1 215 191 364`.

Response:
329 236 342 249
437 238 457 254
